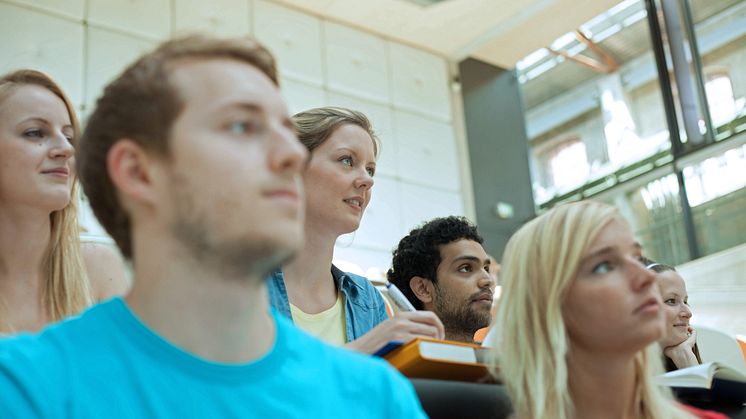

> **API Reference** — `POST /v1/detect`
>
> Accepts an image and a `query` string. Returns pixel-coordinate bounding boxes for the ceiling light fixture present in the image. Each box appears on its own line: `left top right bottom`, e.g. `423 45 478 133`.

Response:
401 0 451 7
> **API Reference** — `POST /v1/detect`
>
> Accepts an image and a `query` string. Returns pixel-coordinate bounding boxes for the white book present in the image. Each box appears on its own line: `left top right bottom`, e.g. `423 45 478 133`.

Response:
656 362 746 389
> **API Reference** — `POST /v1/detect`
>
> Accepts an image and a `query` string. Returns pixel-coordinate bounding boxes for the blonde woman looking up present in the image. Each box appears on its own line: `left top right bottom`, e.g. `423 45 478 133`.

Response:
268 107 443 354
0 70 128 333
491 201 720 419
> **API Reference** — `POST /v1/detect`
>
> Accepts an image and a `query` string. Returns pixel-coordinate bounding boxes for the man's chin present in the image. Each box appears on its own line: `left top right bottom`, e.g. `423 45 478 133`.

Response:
248 234 302 273
457 310 492 333
470 302 494 315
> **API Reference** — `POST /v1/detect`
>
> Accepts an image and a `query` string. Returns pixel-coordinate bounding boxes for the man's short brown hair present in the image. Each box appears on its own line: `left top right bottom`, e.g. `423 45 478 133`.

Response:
78 35 278 259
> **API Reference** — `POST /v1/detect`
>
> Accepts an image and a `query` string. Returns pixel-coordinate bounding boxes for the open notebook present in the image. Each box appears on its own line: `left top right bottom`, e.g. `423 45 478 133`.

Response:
656 362 746 404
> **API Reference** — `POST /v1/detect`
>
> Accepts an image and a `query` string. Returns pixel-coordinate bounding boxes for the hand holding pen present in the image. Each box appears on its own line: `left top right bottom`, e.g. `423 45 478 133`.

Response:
345 282 445 354
385 282 417 312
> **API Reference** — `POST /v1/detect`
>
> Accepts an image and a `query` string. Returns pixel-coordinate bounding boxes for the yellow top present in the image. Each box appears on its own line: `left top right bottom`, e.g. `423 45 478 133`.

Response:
290 293 347 346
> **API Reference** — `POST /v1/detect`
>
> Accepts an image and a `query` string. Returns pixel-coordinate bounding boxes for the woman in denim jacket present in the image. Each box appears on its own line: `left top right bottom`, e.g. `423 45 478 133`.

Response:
267 107 443 354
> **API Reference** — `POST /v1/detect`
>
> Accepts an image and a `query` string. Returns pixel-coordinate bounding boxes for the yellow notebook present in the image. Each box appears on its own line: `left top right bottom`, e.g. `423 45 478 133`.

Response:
383 338 491 382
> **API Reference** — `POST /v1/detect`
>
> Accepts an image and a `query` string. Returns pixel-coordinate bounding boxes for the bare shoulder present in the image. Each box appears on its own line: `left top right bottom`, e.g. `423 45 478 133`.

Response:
81 241 131 300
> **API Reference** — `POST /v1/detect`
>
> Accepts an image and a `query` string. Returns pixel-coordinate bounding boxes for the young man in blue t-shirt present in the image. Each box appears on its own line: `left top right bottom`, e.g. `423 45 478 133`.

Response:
0 35 426 418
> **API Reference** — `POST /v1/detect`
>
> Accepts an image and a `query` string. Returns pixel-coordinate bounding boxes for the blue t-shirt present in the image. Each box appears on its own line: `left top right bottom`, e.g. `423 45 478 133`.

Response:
0 298 426 418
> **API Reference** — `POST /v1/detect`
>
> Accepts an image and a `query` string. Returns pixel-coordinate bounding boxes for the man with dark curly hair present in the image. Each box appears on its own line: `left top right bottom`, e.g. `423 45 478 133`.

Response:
387 216 496 343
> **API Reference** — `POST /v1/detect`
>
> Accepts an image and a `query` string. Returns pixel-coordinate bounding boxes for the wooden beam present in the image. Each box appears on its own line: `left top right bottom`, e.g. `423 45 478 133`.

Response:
548 29 619 74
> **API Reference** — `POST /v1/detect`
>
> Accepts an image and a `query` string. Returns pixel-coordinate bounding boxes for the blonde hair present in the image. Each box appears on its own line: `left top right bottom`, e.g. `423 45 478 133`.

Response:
490 201 693 419
0 69 93 328
292 106 380 157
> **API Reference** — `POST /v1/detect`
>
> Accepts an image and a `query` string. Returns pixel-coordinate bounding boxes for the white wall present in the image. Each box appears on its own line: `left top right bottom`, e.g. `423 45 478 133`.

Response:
0 0 470 279
678 242 746 337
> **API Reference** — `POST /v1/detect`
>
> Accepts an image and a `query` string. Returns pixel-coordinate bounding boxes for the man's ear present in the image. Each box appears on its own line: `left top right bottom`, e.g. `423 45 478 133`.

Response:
409 276 435 305
107 139 159 207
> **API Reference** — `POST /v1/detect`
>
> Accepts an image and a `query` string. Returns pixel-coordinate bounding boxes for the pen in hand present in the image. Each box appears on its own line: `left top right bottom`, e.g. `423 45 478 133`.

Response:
385 282 417 312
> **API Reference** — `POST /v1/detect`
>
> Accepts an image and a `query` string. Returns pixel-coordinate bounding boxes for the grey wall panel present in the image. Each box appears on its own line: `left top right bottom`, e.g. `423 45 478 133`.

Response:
459 58 536 261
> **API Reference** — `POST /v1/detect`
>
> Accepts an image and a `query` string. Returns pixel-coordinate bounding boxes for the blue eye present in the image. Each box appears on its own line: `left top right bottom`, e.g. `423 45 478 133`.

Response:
592 261 612 274
340 156 353 166
366 167 375 176
229 119 265 136
664 298 676 305
229 121 248 134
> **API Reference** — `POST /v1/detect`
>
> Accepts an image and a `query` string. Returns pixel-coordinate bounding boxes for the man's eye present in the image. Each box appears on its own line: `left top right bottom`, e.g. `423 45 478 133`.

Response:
592 262 612 274
458 265 471 273
366 167 375 177
229 121 249 134
229 120 264 135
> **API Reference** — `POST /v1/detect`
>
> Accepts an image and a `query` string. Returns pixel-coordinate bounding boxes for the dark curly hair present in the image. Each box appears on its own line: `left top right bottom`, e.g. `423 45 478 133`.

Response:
387 216 483 310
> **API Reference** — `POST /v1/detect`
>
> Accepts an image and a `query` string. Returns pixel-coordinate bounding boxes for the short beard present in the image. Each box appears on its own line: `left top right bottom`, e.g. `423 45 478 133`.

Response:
433 285 492 338
168 173 294 281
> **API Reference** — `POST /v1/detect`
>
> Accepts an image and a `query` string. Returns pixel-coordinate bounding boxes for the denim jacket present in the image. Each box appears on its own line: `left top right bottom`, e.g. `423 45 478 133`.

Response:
266 265 388 343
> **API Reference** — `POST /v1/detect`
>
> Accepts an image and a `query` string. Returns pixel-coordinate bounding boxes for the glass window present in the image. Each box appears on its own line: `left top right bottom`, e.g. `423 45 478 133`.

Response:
683 143 746 256
599 173 691 265
519 0 672 206
689 0 746 139
549 140 590 189
705 69 738 127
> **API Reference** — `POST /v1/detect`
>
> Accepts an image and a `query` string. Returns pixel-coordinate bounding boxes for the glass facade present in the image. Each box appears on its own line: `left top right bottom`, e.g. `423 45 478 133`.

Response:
517 0 746 264
625 175 690 265
691 0 746 139
684 144 746 255
520 0 671 206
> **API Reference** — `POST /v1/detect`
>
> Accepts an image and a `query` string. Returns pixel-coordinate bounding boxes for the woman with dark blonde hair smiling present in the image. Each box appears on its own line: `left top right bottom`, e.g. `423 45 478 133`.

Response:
0 69 128 333
268 106 443 353
490 201 722 419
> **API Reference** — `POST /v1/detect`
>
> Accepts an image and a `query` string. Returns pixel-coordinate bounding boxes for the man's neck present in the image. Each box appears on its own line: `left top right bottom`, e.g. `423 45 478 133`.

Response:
125 228 276 364
567 346 639 419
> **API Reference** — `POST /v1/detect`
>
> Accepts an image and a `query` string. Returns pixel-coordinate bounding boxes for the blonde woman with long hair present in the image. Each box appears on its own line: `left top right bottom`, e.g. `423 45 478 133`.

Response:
490 201 723 419
0 69 128 333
